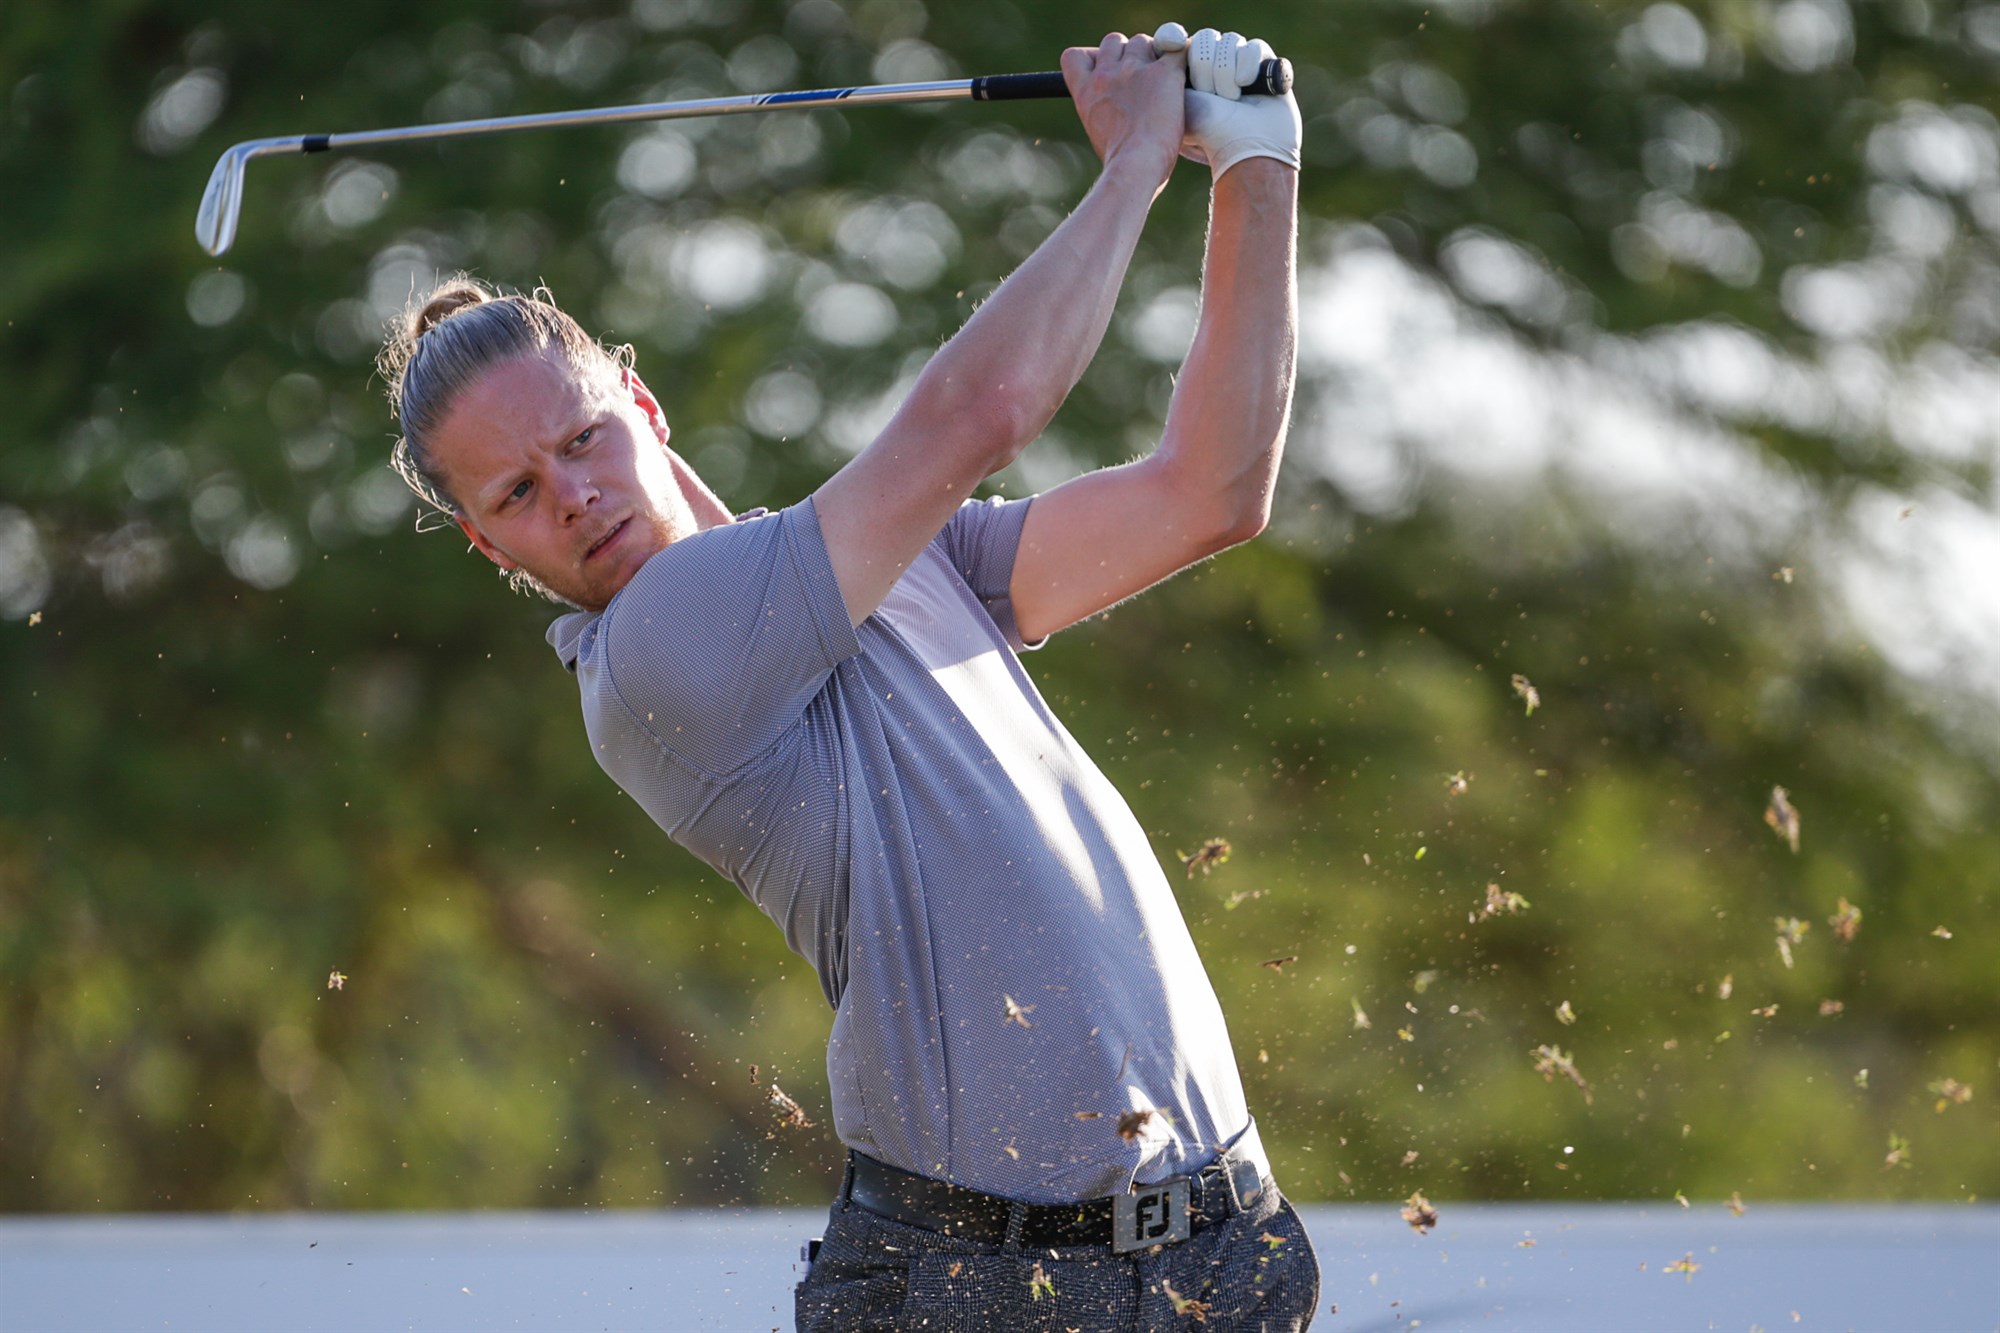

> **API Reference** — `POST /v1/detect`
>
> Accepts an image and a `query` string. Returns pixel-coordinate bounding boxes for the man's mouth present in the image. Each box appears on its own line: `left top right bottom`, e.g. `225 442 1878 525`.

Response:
584 519 628 561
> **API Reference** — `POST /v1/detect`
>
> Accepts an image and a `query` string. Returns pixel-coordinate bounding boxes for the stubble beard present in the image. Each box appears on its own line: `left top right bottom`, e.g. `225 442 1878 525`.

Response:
537 503 684 612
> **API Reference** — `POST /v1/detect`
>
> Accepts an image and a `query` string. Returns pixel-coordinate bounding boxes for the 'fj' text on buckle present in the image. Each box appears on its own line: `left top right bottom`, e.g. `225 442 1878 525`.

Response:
1112 1177 1192 1253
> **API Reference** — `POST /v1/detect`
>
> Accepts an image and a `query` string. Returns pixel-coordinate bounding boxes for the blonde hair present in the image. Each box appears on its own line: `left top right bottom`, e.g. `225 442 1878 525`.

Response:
377 276 624 515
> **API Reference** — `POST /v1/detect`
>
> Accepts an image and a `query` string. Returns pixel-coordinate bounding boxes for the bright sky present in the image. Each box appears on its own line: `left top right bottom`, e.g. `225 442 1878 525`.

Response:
1284 214 2000 743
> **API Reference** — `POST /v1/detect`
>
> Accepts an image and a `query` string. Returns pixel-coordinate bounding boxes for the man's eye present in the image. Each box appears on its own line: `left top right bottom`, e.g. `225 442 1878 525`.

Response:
508 479 532 502
573 427 595 447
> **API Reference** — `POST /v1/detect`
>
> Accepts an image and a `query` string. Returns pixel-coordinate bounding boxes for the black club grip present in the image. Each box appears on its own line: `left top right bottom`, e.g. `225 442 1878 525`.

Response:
973 58 1293 102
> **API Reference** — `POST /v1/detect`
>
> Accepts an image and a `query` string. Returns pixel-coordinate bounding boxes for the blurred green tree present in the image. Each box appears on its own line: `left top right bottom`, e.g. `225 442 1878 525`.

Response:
1 0 1994 1212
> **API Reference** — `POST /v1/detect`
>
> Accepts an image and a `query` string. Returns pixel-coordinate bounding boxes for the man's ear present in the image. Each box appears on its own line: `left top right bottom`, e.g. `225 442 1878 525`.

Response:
456 515 518 572
622 366 672 446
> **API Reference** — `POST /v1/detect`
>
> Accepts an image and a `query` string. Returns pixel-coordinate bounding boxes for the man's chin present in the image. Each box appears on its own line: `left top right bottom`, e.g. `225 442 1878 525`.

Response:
569 547 655 612
521 524 671 611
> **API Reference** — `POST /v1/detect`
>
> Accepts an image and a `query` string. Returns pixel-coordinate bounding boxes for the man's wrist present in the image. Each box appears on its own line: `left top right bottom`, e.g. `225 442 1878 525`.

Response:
1095 151 1173 202
1213 155 1298 194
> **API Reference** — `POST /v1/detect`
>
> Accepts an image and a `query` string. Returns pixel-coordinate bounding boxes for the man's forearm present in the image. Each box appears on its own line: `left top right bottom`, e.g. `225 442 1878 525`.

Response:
1159 160 1299 536
895 160 1162 467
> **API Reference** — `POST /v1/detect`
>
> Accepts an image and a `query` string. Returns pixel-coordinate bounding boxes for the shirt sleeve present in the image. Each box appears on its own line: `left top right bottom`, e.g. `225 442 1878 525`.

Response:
588 498 861 779
933 494 1045 652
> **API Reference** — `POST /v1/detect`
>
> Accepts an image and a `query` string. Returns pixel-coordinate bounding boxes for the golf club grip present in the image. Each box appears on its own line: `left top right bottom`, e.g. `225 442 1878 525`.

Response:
973 58 1292 101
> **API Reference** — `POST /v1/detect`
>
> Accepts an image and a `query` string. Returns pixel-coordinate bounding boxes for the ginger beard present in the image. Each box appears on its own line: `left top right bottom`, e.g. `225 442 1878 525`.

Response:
431 348 712 611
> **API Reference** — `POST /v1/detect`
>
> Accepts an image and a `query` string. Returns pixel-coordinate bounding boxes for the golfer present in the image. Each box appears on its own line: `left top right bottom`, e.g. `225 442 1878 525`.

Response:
379 23 1308 1331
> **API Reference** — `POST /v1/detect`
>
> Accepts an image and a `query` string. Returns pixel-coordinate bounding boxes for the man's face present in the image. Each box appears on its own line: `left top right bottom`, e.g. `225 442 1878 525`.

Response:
432 347 700 611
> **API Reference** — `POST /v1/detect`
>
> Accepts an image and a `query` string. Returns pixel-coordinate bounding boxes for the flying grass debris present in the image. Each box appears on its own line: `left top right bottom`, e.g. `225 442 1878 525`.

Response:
1029 1260 1055 1302
1928 1078 1972 1112
326 970 347 991
1351 998 1373 1030
1401 1190 1439 1235
1261 956 1299 973
1178 838 1232 878
1774 917 1809 969
1555 1000 1577 1026
1161 1279 1210 1322
1532 1045 1592 1103
1764 786 1801 853
767 1082 815 1129
1828 897 1862 941
1818 999 1845 1016
1002 994 1035 1028
1474 882 1531 923
1116 1109 1155 1141
1510 674 1540 715
1446 771 1470 796
1932 925 1954 939
1728 1192 1747 1217
1663 1253 1701 1282
1884 1133 1911 1170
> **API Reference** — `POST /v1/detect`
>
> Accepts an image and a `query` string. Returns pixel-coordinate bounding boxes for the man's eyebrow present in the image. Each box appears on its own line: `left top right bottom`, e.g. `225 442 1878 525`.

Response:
473 407 600 512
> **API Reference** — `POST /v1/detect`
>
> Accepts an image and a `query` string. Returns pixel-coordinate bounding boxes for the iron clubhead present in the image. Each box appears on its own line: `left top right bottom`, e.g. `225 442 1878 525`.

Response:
196 143 252 257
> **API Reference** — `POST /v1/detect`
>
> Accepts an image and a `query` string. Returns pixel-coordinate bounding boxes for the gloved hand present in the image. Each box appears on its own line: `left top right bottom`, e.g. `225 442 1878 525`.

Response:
1154 24 1302 180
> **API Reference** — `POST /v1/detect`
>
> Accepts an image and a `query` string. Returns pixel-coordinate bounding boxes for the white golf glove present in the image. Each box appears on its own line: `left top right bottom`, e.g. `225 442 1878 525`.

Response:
1154 23 1302 180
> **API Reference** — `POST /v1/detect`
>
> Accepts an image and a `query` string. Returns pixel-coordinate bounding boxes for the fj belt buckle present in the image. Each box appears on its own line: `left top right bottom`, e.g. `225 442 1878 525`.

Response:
1113 1176 1192 1253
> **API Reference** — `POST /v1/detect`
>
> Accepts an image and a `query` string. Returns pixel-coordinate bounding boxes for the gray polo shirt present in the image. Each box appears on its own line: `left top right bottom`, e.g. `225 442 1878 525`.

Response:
548 495 1258 1203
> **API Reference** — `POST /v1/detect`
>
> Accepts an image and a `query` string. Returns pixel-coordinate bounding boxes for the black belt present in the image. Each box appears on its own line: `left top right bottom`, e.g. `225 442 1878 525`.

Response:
843 1147 1265 1250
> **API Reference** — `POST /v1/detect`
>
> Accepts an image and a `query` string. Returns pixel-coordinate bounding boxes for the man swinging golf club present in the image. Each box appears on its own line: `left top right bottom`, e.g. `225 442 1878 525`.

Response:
377 21 1309 1330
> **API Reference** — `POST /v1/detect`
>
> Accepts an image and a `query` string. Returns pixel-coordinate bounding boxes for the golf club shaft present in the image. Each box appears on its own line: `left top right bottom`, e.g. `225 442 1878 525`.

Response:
196 61 1292 255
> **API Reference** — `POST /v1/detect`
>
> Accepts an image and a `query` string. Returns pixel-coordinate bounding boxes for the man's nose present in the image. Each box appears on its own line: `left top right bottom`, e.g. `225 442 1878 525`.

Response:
555 468 600 519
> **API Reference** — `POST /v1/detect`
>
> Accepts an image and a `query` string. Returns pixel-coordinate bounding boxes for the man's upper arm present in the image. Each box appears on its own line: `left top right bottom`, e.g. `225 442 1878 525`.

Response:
812 398 1017 629
1007 454 1249 644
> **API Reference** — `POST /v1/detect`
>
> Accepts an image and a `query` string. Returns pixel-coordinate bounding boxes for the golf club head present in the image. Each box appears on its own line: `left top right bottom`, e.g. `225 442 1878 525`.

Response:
196 144 251 257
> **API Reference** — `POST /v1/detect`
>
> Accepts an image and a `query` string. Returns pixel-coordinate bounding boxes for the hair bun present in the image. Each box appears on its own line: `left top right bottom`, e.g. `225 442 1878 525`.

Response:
413 281 491 338
378 275 494 386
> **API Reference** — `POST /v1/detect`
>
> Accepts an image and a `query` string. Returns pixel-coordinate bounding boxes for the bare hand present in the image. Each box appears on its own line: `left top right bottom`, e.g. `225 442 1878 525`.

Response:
1059 32 1186 192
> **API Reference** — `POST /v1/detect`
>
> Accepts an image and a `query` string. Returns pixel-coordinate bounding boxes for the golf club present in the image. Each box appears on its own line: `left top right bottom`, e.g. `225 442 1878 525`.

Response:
195 57 1292 256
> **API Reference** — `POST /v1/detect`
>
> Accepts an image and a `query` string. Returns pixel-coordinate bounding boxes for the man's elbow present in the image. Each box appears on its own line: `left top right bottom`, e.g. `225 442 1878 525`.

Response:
1178 487 1270 558
904 383 1046 475
1207 456 1279 549
1212 495 1271 551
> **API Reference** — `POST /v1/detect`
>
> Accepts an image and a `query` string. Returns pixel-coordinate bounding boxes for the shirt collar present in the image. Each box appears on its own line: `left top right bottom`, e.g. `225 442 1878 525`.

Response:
546 610 595 672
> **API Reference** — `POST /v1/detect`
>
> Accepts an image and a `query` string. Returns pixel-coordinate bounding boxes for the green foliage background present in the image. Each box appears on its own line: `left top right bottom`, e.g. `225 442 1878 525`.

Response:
2 0 1995 1214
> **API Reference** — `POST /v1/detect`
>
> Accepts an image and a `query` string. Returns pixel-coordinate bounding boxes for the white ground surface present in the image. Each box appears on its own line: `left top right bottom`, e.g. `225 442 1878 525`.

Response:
2 1203 1995 1331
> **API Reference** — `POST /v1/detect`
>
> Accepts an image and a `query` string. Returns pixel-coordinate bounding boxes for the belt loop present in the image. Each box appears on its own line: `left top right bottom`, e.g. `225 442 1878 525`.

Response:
1211 1148 1240 1212
1002 1200 1027 1251
838 1152 857 1208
